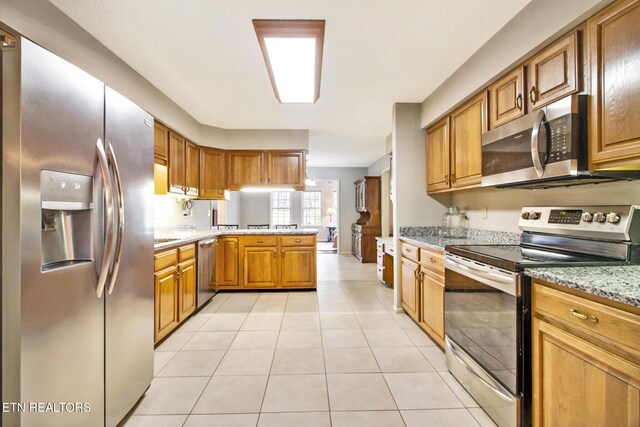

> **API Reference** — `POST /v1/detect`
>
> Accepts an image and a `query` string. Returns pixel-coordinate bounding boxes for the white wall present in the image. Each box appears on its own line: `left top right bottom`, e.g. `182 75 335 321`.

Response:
368 153 391 177
420 0 611 127
453 181 640 233
153 196 212 231
307 167 369 253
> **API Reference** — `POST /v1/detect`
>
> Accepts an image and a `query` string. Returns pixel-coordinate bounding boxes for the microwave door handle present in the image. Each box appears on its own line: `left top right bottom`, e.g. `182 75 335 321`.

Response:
96 139 116 298
106 142 125 295
530 110 546 178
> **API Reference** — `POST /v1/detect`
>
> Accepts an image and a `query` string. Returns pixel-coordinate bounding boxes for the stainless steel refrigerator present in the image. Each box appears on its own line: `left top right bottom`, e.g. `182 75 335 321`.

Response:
2 34 154 426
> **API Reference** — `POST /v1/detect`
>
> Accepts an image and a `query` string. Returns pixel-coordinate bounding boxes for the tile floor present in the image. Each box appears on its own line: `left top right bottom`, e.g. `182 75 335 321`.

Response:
122 254 497 427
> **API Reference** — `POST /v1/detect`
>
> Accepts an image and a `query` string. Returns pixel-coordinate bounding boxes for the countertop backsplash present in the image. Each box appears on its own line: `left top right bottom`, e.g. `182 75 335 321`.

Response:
399 226 521 244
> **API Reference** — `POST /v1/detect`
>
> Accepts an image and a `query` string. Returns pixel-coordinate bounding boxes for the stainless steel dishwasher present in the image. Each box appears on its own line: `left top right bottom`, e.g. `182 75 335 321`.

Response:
197 238 217 309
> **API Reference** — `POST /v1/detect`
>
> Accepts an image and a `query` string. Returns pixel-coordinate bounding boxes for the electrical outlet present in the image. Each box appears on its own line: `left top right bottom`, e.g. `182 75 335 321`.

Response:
482 206 488 219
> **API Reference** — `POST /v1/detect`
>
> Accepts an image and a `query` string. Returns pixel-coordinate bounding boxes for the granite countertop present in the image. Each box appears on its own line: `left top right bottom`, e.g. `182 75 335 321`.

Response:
399 235 494 251
375 236 394 246
525 266 640 308
154 229 318 251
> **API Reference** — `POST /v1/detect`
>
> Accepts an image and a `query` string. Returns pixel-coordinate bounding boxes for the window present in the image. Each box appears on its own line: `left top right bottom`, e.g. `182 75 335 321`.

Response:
302 191 322 225
271 192 291 225
332 190 338 211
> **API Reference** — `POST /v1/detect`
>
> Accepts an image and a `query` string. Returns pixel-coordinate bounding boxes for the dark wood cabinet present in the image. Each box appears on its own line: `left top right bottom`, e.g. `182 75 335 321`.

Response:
185 141 199 197
352 176 381 263
154 122 169 166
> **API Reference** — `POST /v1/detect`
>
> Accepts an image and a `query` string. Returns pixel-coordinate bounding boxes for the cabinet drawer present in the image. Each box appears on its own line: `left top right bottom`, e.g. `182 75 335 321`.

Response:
243 235 278 247
533 281 640 359
178 244 196 261
154 248 178 272
385 244 395 257
419 247 444 274
377 265 385 282
377 240 384 251
400 242 419 262
377 252 384 266
281 235 315 247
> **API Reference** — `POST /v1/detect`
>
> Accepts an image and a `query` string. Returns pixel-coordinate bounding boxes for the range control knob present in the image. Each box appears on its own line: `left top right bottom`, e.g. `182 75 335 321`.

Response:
521 212 530 220
593 212 606 223
529 212 540 220
607 212 621 224
581 212 593 222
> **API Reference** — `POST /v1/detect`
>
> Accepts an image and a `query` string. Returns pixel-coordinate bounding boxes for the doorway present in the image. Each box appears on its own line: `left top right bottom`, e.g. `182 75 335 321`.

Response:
304 178 338 254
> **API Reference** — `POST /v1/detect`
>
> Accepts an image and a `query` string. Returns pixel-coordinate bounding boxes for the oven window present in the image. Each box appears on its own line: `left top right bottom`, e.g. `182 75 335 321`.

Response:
482 129 534 176
445 270 518 395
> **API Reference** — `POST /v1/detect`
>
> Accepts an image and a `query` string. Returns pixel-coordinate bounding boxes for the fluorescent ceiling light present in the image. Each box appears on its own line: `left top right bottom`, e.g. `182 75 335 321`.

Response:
253 20 325 104
240 187 295 193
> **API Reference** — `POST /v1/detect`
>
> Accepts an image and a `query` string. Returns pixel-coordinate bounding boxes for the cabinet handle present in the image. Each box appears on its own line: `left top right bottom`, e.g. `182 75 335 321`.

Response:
282 249 285 256
570 309 598 323
256 239 264 243
529 86 537 104
273 249 276 258
294 239 301 243
515 94 523 111
444 174 449 185
428 257 437 263
451 172 456 183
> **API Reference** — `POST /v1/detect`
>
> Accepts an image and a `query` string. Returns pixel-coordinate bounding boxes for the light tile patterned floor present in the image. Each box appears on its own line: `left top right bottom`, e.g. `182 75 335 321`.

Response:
122 254 497 427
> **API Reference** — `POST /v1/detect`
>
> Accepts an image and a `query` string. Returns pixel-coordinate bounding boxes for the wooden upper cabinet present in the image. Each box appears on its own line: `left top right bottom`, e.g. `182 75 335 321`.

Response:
450 92 486 189
154 122 169 165
267 151 305 189
425 117 450 193
185 141 199 197
527 31 580 111
199 147 226 199
226 151 265 190
588 0 640 168
488 66 525 129
168 131 186 195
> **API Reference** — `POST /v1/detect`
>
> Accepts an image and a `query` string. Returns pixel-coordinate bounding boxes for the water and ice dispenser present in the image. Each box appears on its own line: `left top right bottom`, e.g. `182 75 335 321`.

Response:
40 170 93 271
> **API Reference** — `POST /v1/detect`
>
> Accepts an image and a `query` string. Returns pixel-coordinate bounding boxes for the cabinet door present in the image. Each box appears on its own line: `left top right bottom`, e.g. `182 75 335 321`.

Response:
227 151 264 189
216 237 239 287
532 318 640 426
199 147 226 199
281 247 316 288
185 141 199 197
488 66 525 129
243 247 278 288
168 131 186 195
154 266 179 343
400 257 420 322
154 122 169 165
588 0 640 168
426 117 451 193
450 93 486 189
527 31 579 110
178 258 196 322
267 151 305 189
419 271 445 346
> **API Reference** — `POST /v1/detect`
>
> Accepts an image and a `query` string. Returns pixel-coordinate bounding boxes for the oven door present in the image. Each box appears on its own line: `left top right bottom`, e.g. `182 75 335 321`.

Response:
481 109 549 187
444 253 529 427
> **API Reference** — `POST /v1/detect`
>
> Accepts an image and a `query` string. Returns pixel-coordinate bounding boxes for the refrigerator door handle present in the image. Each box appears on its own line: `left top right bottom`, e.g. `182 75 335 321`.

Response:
96 138 116 298
107 142 125 295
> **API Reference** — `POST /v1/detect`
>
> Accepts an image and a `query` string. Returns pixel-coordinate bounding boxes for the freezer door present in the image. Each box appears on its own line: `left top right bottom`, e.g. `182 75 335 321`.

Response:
104 87 154 426
18 38 105 426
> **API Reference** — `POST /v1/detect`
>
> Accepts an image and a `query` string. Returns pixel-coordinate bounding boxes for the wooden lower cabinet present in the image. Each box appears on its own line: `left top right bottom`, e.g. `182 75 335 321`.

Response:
419 271 445 347
400 256 420 321
243 247 278 288
281 247 316 288
177 258 196 321
216 237 239 288
154 244 197 344
532 280 640 426
154 265 179 343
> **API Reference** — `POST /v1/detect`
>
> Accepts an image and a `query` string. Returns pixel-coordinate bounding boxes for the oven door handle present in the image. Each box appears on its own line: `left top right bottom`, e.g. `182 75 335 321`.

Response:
445 256 518 296
531 109 546 178
446 338 516 405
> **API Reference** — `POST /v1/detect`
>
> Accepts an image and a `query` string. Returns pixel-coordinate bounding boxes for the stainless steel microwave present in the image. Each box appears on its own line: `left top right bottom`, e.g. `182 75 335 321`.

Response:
481 95 639 189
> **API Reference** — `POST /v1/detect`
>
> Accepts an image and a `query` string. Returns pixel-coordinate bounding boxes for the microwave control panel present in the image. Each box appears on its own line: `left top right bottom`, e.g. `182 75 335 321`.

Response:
547 114 574 163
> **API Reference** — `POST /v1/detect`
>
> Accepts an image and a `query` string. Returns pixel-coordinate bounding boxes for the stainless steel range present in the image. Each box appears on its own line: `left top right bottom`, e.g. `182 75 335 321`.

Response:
444 205 640 427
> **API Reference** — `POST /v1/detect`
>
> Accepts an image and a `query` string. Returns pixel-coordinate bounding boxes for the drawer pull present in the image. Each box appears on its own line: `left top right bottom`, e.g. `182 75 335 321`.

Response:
428 257 437 263
405 248 412 252
256 239 264 243
570 309 598 323
295 239 301 243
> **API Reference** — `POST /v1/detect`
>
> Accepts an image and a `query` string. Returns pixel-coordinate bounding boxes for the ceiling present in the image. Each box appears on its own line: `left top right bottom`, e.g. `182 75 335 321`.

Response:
49 0 530 167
